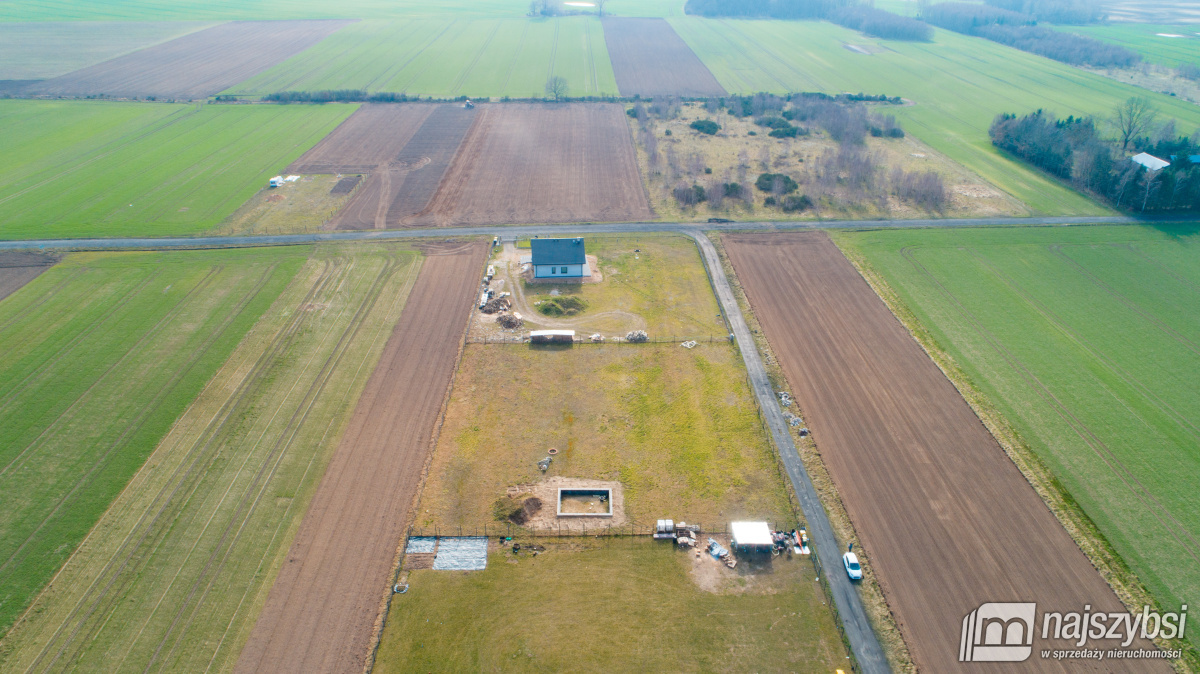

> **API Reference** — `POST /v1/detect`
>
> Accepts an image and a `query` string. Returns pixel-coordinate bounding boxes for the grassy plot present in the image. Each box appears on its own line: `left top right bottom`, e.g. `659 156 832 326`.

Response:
0 100 354 239
1060 24 1200 68
483 234 727 339
0 21 209 80
670 19 1200 215
0 244 423 672
227 17 618 98
0 247 302 639
213 174 358 236
416 343 792 532
376 538 847 673
838 224 1200 655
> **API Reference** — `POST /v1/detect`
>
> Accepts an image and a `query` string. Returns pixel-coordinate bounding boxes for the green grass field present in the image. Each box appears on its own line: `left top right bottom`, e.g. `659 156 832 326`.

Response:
840 224 1200 654
0 247 303 639
0 244 422 672
504 234 728 337
376 538 846 672
0 21 208 80
0 0 683 21
227 17 618 98
671 19 1200 215
0 100 353 239
1061 24 1200 68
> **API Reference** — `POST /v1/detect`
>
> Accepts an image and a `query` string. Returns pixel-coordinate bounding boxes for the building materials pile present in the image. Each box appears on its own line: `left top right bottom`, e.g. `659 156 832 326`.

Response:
625 330 648 343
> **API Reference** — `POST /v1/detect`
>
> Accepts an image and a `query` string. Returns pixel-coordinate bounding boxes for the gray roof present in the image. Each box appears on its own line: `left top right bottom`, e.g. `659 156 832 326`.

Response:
530 237 586 265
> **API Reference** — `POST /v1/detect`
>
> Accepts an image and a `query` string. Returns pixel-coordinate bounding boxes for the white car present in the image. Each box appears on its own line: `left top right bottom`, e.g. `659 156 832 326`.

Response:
843 551 863 580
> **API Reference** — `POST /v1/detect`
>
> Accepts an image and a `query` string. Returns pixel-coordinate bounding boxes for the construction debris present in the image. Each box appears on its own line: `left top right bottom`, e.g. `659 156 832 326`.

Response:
680 340 697 349
625 330 648 343
480 296 511 314
783 411 803 427
706 538 737 569
590 333 604 343
537 456 552 471
778 391 792 407
497 314 523 329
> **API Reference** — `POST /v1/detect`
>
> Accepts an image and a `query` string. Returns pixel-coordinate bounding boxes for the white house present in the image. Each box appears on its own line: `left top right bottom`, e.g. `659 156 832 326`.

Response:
530 238 589 279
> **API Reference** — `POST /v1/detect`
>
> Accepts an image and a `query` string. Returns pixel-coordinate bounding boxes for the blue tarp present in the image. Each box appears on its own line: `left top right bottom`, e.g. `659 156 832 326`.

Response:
432 537 488 571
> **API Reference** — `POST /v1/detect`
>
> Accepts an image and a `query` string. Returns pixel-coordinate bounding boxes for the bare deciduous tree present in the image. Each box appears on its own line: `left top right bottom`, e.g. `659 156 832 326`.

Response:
1111 97 1158 151
595 0 608 17
544 76 568 101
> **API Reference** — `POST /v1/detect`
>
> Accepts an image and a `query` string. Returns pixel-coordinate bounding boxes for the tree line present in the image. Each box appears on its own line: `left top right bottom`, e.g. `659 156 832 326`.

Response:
923 2 1136 68
983 0 1102 24
989 100 1200 211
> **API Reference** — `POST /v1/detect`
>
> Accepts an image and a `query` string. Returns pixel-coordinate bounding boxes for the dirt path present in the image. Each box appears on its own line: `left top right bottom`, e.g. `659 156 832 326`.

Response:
724 232 1167 672
234 240 487 674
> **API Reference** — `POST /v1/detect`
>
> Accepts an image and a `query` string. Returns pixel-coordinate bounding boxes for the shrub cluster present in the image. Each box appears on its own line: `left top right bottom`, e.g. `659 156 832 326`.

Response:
690 119 721 135
1178 63 1200 81
755 173 799 193
891 169 948 210
830 6 933 41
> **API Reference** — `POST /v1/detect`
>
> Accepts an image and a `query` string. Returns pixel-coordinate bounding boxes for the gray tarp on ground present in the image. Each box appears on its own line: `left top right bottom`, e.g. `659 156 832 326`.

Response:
432 537 488 570
405 536 437 554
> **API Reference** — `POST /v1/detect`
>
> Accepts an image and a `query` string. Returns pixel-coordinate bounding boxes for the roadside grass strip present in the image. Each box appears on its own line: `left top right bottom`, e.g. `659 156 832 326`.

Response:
0 100 354 239
0 247 302 639
0 244 421 672
226 17 618 99
842 224 1200 655
670 19 1200 216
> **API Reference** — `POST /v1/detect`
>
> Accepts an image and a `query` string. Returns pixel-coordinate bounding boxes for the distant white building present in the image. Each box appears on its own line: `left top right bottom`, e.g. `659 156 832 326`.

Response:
530 238 588 279
1131 152 1170 172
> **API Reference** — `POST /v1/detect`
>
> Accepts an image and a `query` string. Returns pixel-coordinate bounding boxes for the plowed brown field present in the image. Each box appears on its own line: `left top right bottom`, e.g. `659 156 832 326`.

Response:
333 103 650 229
602 18 726 97
27 20 350 99
286 104 434 175
234 240 487 674
724 232 1165 672
0 252 56 303
414 103 652 226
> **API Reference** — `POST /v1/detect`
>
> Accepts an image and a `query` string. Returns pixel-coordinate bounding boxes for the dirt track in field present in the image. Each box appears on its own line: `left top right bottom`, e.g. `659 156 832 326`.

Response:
724 232 1166 672
0 252 57 303
234 240 486 674
602 18 726 97
26 20 350 100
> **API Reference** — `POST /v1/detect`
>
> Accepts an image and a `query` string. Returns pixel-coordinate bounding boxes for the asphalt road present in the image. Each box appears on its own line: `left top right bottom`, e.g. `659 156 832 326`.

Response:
0 215 1137 251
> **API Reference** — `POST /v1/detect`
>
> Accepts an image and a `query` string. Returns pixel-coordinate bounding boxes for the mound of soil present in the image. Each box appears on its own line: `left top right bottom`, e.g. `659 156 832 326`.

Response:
497 314 523 329
537 296 587 317
493 495 543 525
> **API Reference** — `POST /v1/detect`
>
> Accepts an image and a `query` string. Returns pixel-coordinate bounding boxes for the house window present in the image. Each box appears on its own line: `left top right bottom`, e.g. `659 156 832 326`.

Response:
549 267 556 274
561 266 568 274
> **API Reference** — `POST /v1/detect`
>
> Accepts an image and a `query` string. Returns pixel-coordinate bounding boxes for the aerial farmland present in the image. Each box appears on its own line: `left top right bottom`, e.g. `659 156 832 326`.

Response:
0 0 1197 673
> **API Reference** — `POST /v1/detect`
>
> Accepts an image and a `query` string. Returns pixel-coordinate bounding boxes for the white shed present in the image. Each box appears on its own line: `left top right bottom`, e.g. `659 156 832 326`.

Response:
1131 152 1169 172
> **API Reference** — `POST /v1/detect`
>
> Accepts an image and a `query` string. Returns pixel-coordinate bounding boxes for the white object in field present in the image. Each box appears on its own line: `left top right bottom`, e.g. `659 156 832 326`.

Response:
730 521 773 548
843 551 863 580
284 175 300 182
269 176 283 187
479 292 489 309
529 329 574 343
486 265 495 278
